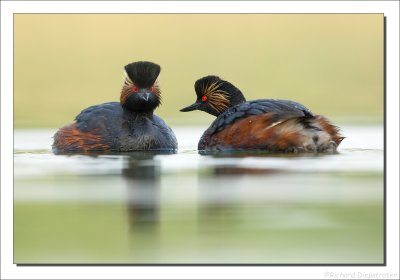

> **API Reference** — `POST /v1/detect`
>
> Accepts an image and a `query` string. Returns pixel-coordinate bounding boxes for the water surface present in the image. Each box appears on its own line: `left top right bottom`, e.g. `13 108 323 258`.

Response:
14 125 384 264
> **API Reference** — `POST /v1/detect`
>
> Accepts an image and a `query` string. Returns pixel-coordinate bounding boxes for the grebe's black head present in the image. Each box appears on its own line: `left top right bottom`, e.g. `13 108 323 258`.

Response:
180 75 246 117
120 61 162 112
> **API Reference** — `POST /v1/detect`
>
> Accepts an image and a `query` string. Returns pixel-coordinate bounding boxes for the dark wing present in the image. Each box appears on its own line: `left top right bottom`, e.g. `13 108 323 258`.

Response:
53 102 121 153
75 102 122 132
249 99 313 116
151 115 178 149
208 99 313 134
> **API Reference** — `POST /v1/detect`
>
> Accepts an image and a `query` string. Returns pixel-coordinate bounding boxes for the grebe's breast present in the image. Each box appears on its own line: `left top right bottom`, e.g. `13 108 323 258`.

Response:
116 112 177 151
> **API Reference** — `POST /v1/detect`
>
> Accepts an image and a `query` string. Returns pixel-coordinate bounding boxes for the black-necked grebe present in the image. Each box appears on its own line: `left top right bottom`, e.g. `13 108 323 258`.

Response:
53 61 177 154
181 75 343 153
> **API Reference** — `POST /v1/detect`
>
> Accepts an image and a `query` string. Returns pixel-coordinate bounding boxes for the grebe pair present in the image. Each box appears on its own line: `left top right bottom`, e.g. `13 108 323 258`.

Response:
53 61 343 154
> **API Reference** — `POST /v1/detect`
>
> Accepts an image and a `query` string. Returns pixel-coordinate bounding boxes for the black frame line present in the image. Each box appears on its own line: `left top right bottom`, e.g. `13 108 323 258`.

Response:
10 12 387 267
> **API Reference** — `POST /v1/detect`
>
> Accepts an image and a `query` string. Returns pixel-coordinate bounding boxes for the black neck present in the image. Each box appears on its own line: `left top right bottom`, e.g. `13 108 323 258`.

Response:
122 106 154 118
229 91 246 108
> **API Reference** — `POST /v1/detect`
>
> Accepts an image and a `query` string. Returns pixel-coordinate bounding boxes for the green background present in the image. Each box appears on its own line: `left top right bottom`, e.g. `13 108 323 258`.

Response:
14 14 384 127
13 14 384 264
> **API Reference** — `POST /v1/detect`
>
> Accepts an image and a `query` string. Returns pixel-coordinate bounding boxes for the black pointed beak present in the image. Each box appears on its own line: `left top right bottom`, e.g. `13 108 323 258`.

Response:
138 92 151 101
180 102 201 112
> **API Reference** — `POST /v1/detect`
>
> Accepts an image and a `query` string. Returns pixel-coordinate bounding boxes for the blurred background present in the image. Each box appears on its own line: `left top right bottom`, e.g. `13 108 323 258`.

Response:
13 14 384 264
14 14 383 128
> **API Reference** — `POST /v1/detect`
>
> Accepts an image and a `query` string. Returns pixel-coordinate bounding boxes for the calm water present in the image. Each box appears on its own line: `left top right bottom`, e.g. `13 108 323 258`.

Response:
14 125 384 264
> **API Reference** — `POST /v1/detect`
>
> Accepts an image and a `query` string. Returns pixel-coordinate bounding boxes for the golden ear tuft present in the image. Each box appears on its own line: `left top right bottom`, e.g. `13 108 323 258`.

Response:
203 81 230 114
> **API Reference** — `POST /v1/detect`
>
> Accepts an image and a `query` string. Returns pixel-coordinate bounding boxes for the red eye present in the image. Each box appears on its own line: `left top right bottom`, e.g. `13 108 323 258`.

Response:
150 86 154 92
133 86 138 92
201 95 207 102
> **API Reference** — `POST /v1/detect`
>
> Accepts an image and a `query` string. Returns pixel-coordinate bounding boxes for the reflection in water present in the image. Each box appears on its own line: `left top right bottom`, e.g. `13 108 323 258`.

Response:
196 154 295 233
213 166 282 176
122 151 173 231
199 149 329 158
197 161 272 231
13 128 384 263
